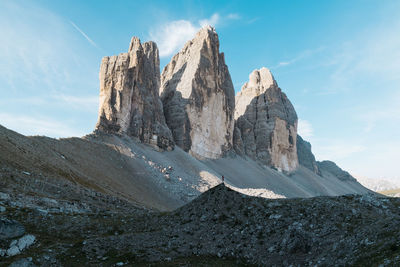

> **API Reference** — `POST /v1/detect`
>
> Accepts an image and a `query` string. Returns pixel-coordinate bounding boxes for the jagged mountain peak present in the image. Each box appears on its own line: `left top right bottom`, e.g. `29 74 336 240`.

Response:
234 67 298 172
246 67 277 93
95 36 173 150
235 67 278 120
160 26 235 159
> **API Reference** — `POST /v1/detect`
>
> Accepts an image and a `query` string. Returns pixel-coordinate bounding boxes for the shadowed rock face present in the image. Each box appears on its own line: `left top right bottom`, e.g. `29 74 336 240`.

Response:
95 37 174 150
160 26 235 159
234 68 298 172
317 161 357 181
297 135 321 175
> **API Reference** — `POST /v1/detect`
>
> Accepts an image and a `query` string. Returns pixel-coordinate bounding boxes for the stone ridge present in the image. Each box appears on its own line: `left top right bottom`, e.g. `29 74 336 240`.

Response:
95 37 174 150
160 26 235 159
234 68 298 172
317 160 357 181
297 135 321 175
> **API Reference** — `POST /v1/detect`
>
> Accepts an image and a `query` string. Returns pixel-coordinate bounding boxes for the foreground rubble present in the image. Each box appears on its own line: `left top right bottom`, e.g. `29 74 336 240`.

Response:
1 184 399 266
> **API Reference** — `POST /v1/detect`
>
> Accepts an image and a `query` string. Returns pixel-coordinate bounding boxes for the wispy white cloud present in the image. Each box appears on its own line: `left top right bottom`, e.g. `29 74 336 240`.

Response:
199 13 220 27
0 1 99 138
311 135 400 182
150 20 198 57
345 141 400 182
349 91 400 134
314 142 366 162
288 14 400 184
52 94 98 112
150 13 238 58
0 1 98 92
69 21 99 49
297 119 314 139
247 17 260 24
317 19 400 96
0 113 85 138
0 94 98 113
272 47 326 69
227 13 240 20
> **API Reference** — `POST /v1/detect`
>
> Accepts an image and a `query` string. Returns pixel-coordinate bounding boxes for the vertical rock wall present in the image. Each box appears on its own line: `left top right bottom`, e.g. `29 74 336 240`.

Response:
234 68 298 172
297 135 321 175
160 26 235 159
95 37 174 150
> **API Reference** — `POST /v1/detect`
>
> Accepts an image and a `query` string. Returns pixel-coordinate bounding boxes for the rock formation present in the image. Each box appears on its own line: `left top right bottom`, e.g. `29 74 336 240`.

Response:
317 161 356 181
234 68 298 172
95 37 174 150
160 26 235 159
91 27 360 182
297 135 321 175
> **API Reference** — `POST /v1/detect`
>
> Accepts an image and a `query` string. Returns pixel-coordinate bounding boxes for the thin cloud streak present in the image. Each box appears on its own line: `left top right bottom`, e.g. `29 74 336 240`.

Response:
69 21 99 49
227 13 240 20
0 2 99 138
272 47 326 69
247 17 260 24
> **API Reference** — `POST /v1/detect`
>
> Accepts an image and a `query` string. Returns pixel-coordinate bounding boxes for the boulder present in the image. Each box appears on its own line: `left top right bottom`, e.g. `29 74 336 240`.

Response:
160 26 235 159
0 218 25 240
95 37 174 150
9 258 37 267
234 68 298 172
6 234 36 257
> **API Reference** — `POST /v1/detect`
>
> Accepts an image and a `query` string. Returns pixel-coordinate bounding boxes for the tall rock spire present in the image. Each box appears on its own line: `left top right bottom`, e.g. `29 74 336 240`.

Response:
95 37 174 150
234 67 298 172
160 26 235 159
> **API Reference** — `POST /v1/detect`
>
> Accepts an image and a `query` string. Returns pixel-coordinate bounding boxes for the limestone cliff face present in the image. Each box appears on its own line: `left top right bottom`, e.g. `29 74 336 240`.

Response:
95 37 174 150
234 68 298 172
297 135 321 175
160 26 235 159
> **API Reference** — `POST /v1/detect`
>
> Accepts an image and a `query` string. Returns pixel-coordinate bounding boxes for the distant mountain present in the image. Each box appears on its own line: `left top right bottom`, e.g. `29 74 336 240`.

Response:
355 176 399 192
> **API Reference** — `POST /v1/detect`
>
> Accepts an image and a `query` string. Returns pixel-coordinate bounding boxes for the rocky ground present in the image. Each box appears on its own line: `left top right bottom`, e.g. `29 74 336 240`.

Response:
1 184 400 266
0 123 371 215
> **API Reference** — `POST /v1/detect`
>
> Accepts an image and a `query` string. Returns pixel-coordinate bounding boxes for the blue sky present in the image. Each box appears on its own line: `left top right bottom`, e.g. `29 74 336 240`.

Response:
1 0 399 182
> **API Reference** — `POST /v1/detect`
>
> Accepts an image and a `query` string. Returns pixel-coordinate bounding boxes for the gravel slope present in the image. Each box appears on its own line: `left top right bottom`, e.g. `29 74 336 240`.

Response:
0 124 371 212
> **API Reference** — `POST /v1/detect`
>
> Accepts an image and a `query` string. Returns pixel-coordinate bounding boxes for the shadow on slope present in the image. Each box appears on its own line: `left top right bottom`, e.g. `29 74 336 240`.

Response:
0 123 372 213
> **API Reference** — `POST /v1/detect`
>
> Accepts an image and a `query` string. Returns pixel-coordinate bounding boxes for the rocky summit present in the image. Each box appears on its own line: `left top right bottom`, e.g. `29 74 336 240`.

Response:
234 67 298 172
96 37 174 150
160 26 235 159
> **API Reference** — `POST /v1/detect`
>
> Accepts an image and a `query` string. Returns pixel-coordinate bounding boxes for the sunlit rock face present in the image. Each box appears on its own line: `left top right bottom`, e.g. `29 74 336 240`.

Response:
95 37 174 150
234 68 298 172
160 26 235 159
